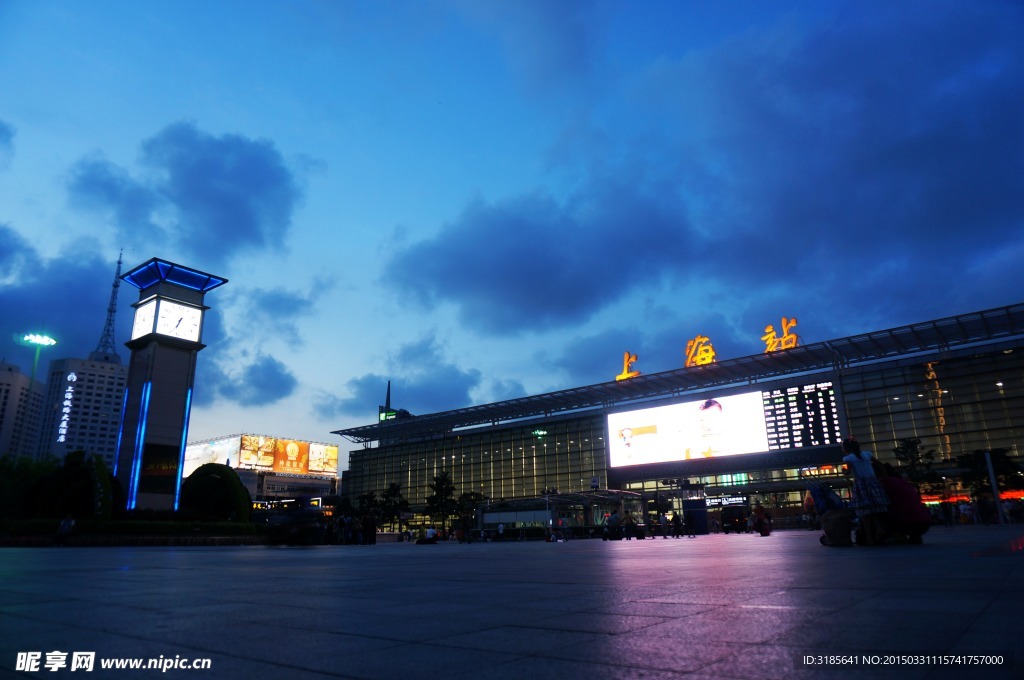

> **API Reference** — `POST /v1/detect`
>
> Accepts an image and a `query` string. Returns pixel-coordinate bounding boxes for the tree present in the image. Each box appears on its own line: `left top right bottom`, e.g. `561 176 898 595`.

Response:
891 438 942 492
326 494 354 517
0 455 59 520
379 483 410 532
954 449 1024 499
25 451 116 520
456 491 486 522
424 470 459 532
356 491 379 513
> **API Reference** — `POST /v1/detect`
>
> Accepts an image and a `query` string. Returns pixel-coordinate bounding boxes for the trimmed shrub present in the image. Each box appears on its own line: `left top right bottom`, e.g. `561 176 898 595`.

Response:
178 464 252 522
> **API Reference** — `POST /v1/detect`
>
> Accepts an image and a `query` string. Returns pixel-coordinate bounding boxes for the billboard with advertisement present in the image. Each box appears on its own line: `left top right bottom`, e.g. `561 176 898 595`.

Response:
185 435 340 478
308 443 339 474
273 439 309 474
608 381 842 468
182 435 242 478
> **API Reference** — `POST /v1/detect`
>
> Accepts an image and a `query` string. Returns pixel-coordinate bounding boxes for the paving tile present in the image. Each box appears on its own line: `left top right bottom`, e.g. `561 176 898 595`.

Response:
3 527 1024 679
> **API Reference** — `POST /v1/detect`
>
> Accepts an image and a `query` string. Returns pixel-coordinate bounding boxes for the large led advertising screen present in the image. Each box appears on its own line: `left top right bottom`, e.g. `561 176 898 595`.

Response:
184 435 339 478
238 435 339 476
182 436 241 478
608 381 841 468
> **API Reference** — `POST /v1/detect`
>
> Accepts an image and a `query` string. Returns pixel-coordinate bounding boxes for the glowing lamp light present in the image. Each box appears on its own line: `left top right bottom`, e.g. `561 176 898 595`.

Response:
23 333 58 347
20 332 57 385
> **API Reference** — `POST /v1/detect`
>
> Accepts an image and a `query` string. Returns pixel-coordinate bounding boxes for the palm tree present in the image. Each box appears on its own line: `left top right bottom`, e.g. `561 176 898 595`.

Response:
379 482 410 532
424 470 458 532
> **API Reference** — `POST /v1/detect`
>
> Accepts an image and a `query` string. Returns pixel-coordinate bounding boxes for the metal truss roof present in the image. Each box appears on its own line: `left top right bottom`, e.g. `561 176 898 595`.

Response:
333 303 1024 444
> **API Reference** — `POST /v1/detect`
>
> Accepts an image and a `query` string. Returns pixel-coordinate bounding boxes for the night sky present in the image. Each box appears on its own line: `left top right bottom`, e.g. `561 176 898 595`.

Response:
1 1 1021 459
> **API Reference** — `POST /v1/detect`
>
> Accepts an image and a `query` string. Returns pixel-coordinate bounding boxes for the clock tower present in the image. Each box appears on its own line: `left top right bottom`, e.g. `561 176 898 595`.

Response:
115 257 227 511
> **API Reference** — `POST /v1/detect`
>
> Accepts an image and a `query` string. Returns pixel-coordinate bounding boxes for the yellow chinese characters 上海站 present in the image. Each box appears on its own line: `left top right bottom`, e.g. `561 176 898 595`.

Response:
616 351 641 381
762 316 799 353
685 335 716 367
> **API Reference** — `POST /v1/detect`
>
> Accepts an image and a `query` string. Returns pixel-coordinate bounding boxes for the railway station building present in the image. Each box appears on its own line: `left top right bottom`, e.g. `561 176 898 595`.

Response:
334 304 1024 531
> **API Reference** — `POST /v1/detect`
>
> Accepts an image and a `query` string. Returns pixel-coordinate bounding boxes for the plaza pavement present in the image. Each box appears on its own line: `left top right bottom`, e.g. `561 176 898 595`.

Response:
1 525 1022 680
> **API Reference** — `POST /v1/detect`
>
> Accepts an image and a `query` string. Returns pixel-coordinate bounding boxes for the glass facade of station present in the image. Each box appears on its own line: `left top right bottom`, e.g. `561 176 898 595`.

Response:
339 306 1024 523
343 416 608 508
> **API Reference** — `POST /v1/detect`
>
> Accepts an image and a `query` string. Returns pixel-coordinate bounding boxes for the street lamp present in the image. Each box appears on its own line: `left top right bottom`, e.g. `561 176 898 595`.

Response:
21 333 57 385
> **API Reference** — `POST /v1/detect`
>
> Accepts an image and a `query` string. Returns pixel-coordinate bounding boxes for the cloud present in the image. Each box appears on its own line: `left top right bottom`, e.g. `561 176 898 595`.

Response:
640 0 1024 326
212 354 298 407
0 224 40 287
0 228 130 372
67 122 302 271
384 185 693 335
0 119 13 170
315 333 482 419
231 280 328 346
454 1 600 96
387 0 1024 352
68 156 162 237
488 378 528 402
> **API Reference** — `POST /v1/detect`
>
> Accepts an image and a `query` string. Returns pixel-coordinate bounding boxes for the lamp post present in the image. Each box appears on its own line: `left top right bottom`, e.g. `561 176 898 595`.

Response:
21 333 57 386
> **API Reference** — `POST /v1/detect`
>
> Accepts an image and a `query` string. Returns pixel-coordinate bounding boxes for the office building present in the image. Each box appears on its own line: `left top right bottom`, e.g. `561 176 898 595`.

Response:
0 362 44 458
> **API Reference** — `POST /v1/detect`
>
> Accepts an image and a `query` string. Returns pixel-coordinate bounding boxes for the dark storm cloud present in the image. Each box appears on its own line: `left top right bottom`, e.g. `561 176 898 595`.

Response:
0 228 131 373
213 354 298 407
67 122 301 270
384 187 691 334
314 334 482 420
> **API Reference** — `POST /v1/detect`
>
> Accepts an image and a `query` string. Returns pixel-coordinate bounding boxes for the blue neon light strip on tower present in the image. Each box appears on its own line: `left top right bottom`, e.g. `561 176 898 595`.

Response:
127 381 152 510
112 386 130 477
173 388 194 511
121 258 227 293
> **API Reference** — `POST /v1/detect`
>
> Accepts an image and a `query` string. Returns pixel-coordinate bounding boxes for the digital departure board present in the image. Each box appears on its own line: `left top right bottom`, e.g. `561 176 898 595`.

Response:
762 382 842 450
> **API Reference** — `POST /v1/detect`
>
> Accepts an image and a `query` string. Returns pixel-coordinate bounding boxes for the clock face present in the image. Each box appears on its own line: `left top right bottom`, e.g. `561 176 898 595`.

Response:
131 300 157 340
155 300 203 342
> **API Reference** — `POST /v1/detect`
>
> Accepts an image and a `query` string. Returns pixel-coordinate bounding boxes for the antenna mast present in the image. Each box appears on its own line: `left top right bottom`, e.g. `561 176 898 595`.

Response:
91 250 123 362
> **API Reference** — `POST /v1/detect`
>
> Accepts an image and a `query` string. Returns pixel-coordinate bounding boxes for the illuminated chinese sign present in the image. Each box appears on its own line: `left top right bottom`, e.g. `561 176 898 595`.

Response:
925 362 951 459
706 496 748 507
685 335 716 367
762 316 799 352
56 372 77 443
615 351 640 381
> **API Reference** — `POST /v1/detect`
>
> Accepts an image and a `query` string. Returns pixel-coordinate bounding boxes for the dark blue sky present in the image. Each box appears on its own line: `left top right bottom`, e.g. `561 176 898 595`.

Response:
1 0 1022 445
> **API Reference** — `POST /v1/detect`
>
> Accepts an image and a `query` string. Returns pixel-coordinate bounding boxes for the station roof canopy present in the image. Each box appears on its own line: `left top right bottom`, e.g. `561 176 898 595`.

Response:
333 303 1024 444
